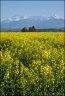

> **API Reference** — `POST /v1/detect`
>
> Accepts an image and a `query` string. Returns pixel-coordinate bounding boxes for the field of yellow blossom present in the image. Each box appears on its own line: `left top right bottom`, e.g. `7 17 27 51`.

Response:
0 32 65 96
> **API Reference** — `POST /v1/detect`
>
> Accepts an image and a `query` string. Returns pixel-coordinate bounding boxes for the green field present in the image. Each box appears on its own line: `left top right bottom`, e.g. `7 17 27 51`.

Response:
0 32 65 96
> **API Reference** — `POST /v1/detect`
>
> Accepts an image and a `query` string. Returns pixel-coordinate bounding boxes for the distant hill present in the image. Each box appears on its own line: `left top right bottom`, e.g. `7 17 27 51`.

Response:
1 14 64 31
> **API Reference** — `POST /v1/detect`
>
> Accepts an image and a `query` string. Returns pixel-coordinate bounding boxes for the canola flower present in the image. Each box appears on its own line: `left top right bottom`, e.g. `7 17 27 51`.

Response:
0 32 64 96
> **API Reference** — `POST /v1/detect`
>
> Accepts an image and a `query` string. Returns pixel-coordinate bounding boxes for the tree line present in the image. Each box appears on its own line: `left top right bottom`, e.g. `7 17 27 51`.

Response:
21 26 36 32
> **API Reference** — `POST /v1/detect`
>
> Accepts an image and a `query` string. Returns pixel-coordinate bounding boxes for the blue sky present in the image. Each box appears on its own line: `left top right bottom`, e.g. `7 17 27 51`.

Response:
1 1 64 19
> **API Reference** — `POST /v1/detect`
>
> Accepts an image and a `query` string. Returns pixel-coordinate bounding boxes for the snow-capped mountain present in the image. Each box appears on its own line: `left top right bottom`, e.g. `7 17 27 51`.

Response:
1 14 64 31
9 15 20 21
49 14 64 19
1 15 30 22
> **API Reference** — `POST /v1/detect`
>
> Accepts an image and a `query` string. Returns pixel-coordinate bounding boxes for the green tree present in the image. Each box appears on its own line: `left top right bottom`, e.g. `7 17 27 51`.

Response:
32 26 36 31
21 27 28 32
28 27 32 32
28 26 36 32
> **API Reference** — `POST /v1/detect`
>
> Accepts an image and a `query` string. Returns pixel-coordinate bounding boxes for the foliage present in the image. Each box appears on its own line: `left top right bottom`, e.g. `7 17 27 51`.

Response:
21 27 28 32
0 32 65 96
28 26 36 32
21 26 36 32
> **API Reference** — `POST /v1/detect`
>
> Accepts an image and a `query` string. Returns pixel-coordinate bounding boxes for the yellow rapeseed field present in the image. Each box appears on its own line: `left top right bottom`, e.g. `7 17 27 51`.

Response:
0 32 65 96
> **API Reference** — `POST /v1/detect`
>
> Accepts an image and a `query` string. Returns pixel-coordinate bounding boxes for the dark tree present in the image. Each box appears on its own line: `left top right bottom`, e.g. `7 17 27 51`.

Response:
21 27 28 32
28 27 32 32
28 26 36 32
32 26 36 31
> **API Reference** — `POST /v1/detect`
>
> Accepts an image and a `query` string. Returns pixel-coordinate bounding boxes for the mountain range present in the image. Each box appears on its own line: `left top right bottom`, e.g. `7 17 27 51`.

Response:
1 14 64 31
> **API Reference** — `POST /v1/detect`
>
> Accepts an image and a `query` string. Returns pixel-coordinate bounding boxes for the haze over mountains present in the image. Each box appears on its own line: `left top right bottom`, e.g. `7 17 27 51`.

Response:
1 14 64 31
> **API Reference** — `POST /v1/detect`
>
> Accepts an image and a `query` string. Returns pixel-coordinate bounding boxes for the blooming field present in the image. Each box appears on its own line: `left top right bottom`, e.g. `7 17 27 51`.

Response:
0 32 65 96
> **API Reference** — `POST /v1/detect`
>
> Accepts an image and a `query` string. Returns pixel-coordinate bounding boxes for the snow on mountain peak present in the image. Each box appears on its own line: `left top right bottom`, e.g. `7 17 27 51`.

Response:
1 14 64 22
23 15 29 19
50 14 63 19
11 15 21 21
8 18 13 21
53 14 59 18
